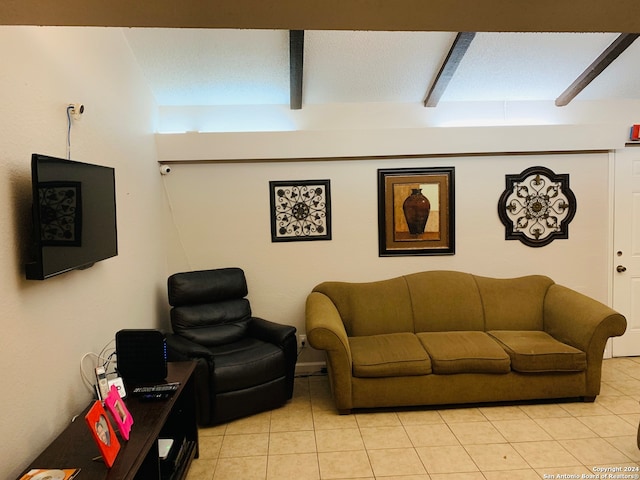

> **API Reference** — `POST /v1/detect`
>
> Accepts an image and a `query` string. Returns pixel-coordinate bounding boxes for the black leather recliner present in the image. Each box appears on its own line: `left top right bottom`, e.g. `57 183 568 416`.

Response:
165 268 297 426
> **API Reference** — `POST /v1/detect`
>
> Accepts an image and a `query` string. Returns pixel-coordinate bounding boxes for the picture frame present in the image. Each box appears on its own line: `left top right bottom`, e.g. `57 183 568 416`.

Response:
85 400 120 468
498 165 576 247
104 385 133 441
269 179 331 242
378 167 455 256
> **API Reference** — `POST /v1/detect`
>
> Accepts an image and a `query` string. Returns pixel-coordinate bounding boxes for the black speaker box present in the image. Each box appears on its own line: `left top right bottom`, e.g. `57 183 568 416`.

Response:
116 329 167 382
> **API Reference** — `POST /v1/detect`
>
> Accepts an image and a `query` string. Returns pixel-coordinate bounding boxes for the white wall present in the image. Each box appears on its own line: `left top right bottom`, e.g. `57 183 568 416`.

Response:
0 27 166 478
161 149 613 366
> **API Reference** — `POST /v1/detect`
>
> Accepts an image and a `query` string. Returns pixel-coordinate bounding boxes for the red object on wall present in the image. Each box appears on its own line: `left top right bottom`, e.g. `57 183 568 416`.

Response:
631 124 640 140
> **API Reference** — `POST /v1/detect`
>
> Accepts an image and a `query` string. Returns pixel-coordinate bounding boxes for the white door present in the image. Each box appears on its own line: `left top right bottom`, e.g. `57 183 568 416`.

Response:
612 147 640 356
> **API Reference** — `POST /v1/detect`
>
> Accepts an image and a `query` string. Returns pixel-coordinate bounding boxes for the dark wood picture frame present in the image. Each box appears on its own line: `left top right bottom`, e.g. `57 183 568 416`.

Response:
378 167 455 256
498 166 576 248
269 179 332 242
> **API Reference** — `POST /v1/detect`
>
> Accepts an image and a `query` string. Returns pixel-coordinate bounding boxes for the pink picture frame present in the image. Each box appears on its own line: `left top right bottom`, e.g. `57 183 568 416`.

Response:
104 385 134 440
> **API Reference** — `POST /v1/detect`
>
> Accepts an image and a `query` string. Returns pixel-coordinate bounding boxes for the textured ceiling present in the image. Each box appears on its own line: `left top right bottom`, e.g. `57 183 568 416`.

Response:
123 29 640 108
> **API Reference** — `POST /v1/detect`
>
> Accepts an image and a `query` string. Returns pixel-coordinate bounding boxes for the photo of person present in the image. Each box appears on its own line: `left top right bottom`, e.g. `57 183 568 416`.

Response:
85 401 120 467
95 415 111 446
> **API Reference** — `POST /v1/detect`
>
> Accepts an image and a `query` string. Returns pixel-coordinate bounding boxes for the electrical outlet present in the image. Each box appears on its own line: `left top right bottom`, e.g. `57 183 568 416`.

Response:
298 334 307 349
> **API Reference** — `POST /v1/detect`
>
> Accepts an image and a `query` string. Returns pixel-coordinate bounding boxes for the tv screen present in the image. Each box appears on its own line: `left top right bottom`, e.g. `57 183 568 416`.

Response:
25 154 118 280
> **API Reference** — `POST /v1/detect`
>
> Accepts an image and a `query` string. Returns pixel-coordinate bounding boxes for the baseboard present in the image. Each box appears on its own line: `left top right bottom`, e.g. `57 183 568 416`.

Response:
295 361 326 376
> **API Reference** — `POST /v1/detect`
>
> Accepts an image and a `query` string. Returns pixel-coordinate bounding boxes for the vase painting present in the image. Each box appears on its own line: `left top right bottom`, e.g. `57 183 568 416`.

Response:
402 188 431 235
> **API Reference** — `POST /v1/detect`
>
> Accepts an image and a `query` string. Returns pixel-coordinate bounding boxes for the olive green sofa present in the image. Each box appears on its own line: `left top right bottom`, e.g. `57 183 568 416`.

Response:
305 271 627 414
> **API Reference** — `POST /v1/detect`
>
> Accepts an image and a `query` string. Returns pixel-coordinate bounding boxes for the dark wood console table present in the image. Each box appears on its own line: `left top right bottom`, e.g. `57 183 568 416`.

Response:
19 361 198 480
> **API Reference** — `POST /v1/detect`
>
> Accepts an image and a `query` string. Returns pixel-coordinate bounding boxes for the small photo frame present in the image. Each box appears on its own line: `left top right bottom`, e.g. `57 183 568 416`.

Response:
85 401 120 468
269 180 331 242
378 167 455 256
104 385 133 440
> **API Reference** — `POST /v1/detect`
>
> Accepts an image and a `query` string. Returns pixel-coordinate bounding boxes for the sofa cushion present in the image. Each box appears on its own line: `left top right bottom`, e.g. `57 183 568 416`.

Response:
488 330 587 373
475 275 553 331
406 271 485 332
349 333 432 378
417 331 511 374
314 278 414 336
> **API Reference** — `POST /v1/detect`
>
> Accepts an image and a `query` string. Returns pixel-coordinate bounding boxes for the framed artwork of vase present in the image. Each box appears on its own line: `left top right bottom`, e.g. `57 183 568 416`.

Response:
378 167 455 256
269 179 331 242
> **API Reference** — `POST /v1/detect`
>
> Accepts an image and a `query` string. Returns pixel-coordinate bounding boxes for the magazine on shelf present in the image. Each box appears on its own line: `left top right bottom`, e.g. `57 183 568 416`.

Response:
18 469 80 480
85 400 120 467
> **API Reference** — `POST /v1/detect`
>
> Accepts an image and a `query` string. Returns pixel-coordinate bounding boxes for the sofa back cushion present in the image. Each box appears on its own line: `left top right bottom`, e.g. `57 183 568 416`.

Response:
313 277 414 336
475 274 553 331
406 271 485 332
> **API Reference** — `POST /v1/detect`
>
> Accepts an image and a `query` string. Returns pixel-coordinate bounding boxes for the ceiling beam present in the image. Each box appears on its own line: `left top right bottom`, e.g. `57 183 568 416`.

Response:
424 32 475 107
2 0 640 32
289 30 304 110
555 32 640 106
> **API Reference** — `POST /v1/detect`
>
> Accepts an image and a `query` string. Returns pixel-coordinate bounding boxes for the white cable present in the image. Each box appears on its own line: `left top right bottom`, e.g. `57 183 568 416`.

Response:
66 105 73 160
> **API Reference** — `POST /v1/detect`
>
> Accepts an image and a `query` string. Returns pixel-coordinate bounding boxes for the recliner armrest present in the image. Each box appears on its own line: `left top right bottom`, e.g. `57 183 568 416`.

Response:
248 317 296 346
166 333 214 361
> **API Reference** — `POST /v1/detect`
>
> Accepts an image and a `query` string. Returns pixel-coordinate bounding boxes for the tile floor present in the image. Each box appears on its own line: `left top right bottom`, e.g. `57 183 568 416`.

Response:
186 357 640 479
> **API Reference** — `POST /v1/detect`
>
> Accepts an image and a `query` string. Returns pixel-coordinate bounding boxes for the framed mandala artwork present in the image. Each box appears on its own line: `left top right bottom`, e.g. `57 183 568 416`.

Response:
269 180 331 242
498 166 576 247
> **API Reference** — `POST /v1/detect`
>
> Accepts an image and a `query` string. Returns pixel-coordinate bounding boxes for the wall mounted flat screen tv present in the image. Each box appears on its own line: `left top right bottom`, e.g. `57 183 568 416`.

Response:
25 154 118 280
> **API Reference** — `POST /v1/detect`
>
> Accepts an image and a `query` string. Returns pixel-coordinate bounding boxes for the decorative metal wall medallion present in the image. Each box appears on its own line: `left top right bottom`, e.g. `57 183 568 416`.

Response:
498 166 576 247
269 180 331 242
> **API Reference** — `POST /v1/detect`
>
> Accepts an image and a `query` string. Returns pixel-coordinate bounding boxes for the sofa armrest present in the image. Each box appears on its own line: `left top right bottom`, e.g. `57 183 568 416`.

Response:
544 284 627 395
249 317 297 398
166 333 214 362
306 291 353 411
249 317 297 346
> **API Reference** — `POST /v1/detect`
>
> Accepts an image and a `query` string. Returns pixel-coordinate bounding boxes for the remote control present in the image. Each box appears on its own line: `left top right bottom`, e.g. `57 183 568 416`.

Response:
132 382 180 395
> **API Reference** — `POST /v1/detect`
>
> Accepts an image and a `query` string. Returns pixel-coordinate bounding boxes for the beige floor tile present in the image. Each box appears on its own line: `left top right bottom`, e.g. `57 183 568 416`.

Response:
266 452 319 480
479 405 528 421
213 456 267 480
315 428 365 452
368 448 427 477
355 411 401 427
224 411 271 434
491 419 552 442
439 408 486 424
270 410 314 432
268 430 316 455
464 443 529 471
577 414 638 437
397 409 445 425
360 425 412 449
186 458 216 480
448 421 506 445
600 381 628 396
519 403 572 419
379 475 430 480
559 401 614 416
534 416 598 439
604 436 640 462
219 433 269 458
313 410 359 430
559 437 634 465
405 423 460 447
596 396 640 415
619 413 640 426
199 424 227 436
198 435 224 459
317 450 374 479
482 469 541 480
430 473 486 480
511 440 581 468
416 445 479 474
